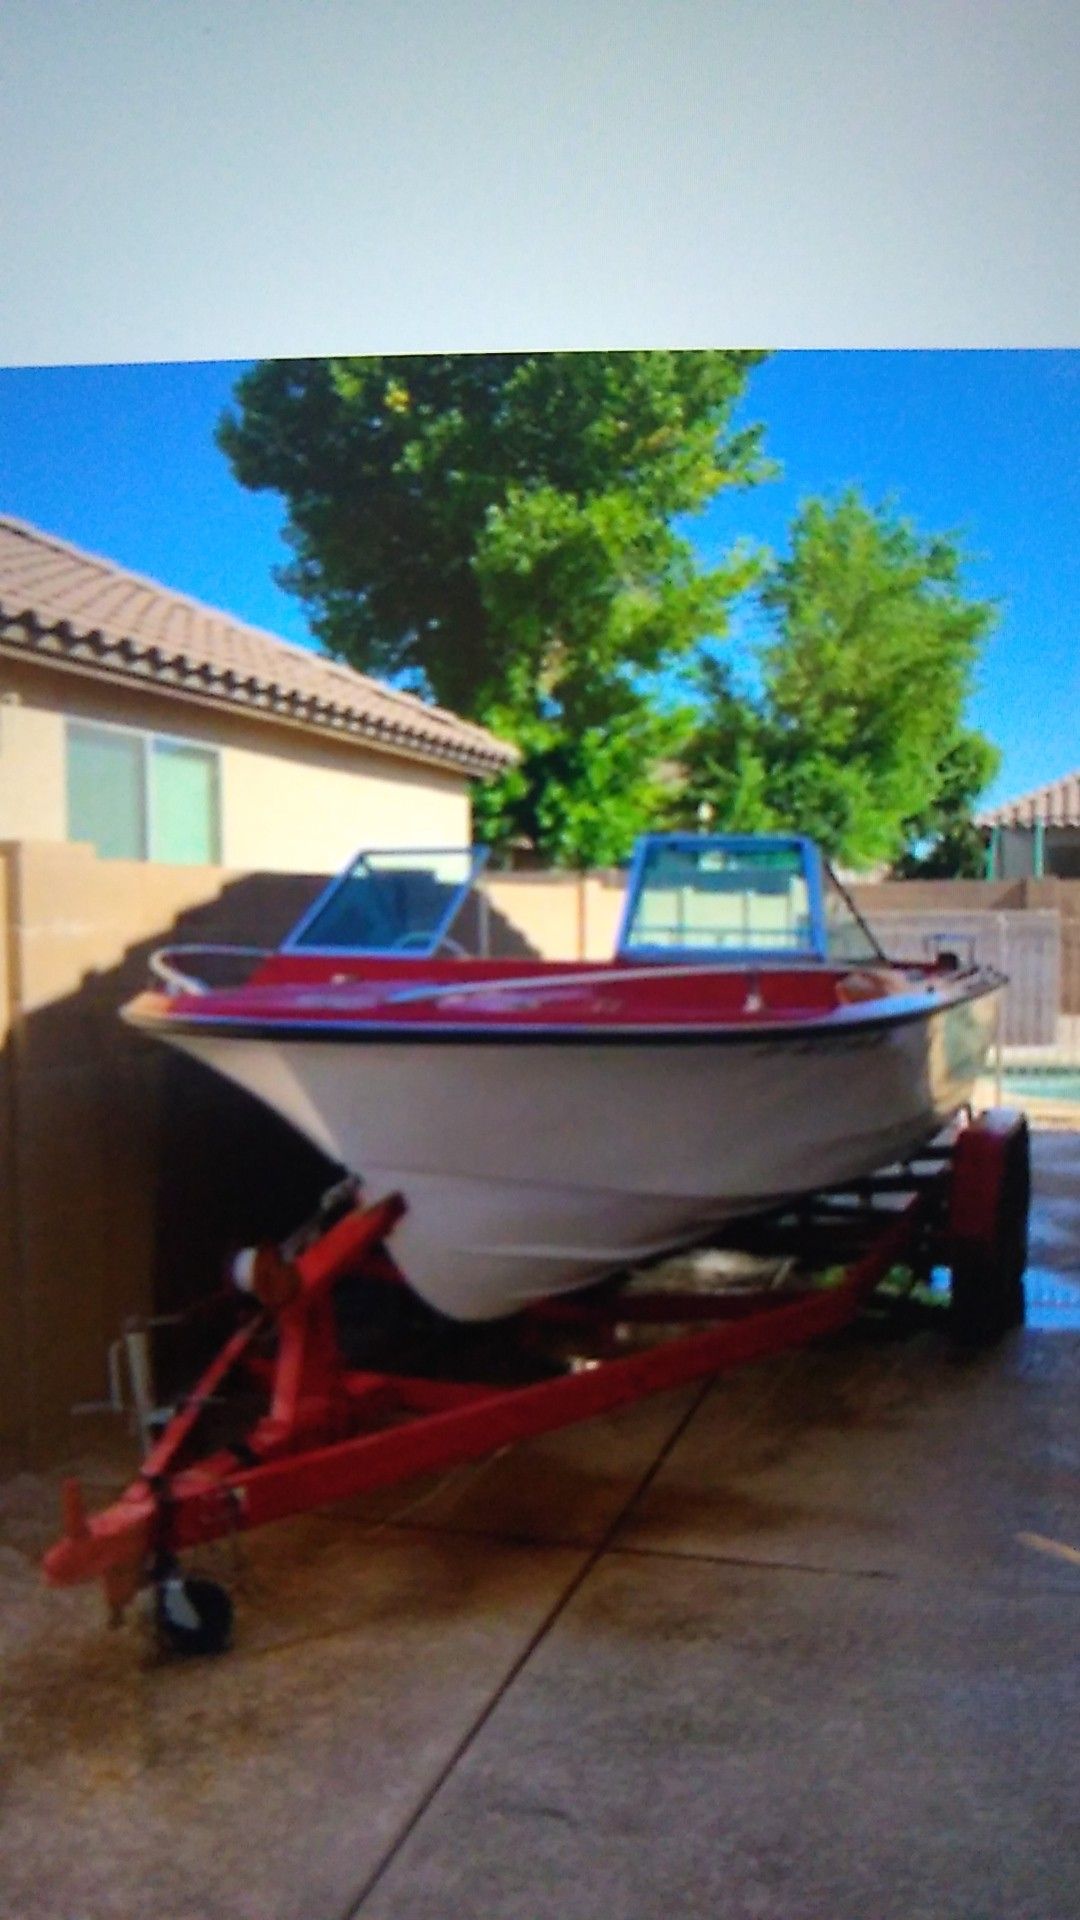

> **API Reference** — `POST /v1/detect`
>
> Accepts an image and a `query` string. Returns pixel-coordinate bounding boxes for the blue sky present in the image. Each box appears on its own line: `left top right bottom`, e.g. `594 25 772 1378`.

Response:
0 350 1075 810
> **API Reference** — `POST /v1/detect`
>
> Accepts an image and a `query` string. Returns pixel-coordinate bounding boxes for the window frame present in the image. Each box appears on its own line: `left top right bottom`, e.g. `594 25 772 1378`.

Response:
65 715 223 865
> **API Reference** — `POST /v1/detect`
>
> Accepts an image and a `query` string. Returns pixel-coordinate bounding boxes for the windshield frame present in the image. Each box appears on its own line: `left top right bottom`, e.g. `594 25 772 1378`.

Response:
280 845 490 958
615 833 885 966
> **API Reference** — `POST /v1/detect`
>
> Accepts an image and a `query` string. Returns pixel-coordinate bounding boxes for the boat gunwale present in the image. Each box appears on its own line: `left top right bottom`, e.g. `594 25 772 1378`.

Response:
124 966 1004 1047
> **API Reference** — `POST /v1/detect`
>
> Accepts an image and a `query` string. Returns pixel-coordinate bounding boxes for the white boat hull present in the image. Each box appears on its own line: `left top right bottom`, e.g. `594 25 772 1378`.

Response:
164 993 996 1319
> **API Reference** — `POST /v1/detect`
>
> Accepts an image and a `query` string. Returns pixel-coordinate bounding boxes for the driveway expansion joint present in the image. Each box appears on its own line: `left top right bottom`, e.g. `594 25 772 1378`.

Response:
335 1374 717 1919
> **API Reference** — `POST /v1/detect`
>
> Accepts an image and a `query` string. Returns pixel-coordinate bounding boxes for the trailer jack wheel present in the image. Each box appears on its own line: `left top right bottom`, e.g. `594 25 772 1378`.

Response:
154 1572 234 1658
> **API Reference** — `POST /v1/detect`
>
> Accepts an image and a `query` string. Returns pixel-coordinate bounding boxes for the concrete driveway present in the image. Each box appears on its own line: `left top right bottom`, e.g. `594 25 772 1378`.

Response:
2 1130 1078 1920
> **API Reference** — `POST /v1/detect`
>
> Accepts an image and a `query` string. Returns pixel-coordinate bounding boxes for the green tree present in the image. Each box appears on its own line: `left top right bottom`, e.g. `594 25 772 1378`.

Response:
217 352 769 863
894 730 999 876
679 492 999 869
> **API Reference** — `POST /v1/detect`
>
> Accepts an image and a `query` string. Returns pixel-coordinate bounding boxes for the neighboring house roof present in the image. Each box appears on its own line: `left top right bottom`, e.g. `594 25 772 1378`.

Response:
977 770 1080 829
0 514 516 778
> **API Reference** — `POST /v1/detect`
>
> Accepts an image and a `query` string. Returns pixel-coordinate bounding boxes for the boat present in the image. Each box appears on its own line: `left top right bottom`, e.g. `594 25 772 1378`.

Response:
123 834 1004 1321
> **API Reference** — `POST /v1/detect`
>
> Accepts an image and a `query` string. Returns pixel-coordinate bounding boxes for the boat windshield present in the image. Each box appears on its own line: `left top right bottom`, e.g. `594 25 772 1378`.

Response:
617 835 884 963
285 848 488 955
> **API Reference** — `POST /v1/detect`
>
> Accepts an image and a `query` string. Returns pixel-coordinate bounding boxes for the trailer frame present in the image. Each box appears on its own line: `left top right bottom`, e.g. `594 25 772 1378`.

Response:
42 1108 1031 1654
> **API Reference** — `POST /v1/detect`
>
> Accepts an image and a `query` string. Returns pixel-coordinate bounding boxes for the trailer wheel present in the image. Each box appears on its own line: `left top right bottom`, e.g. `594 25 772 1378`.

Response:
155 1574 234 1657
948 1111 1030 1350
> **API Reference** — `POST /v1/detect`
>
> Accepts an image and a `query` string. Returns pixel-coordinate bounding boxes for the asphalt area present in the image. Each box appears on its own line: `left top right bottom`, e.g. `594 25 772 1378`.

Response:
2 1126 1078 1920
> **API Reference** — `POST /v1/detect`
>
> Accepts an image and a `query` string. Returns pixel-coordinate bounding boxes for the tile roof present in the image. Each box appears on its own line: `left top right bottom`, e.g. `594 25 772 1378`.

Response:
0 514 516 777
977 771 1080 829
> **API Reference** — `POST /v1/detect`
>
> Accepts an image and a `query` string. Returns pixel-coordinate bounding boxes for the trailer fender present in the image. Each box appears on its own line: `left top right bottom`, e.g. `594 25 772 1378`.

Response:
947 1109 1030 1348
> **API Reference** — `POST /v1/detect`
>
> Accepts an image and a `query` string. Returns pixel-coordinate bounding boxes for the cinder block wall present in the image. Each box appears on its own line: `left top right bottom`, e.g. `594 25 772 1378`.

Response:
483 870 625 962
0 841 336 1460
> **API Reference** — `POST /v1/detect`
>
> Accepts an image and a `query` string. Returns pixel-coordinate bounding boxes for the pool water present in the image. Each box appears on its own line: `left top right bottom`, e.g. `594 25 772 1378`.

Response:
1023 1268 1080 1331
1001 1069 1080 1103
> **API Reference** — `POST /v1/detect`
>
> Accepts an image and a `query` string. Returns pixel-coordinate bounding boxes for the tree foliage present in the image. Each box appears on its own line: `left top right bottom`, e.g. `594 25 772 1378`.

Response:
218 352 769 863
894 730 999 876
678 492 999 869
220 361 1000 873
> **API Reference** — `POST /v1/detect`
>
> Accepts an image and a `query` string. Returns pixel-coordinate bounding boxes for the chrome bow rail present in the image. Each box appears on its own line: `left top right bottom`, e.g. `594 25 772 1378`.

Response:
147 945 271 996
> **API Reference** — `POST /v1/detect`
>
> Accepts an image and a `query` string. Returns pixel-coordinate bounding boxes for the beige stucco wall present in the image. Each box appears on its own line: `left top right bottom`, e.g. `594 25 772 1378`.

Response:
0 692 66 841
221 728 469 870
0 656 471 872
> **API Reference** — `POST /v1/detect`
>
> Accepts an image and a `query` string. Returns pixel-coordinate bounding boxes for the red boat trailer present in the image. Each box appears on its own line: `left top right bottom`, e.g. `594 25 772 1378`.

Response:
42 1108 1030 1656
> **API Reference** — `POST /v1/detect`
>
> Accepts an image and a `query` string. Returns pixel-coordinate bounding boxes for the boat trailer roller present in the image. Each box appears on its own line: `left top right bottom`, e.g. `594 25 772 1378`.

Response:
43 1107 1030 1658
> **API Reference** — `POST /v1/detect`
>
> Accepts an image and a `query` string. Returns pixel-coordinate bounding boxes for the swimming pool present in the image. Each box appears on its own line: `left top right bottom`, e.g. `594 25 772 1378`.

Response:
1001 1068 1080 1103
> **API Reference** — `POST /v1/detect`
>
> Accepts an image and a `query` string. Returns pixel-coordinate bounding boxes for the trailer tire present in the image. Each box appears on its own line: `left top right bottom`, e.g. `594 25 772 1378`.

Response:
948 1112 1029 1350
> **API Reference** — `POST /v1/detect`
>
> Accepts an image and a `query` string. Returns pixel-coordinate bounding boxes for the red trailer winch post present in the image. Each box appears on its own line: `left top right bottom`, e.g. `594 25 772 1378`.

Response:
41 1110 1031 1655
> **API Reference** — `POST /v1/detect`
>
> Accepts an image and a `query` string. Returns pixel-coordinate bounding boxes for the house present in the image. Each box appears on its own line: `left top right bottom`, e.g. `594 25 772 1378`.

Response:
978 770 1080 880
0 514 516 872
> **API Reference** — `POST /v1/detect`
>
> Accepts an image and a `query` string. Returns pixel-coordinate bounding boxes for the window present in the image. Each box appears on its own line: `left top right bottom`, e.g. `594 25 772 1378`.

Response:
67 721 221 863
150 739 220 863
66 722 146 859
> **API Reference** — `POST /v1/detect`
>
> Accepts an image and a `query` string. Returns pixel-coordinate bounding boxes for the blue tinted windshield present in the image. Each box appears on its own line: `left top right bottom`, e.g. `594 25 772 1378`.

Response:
285 848 487 954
